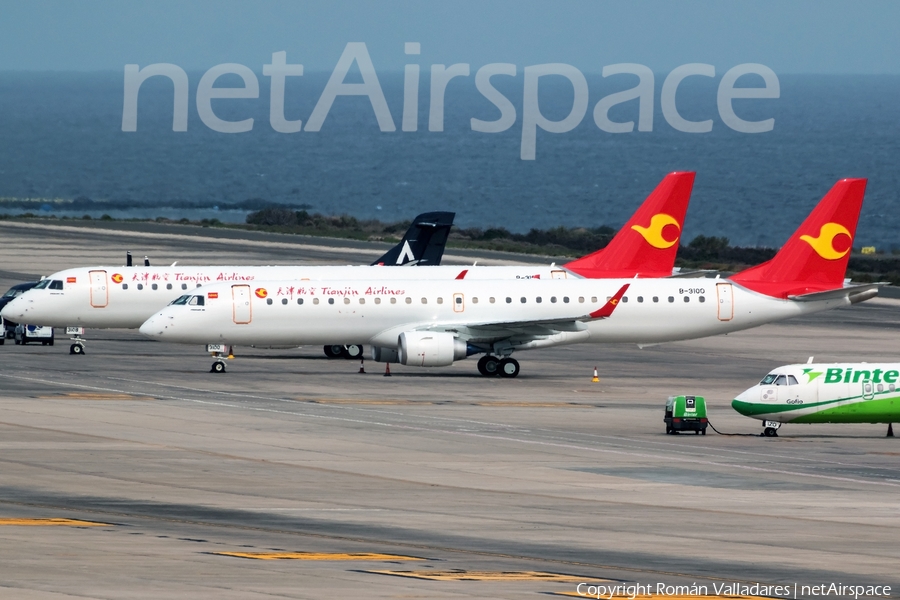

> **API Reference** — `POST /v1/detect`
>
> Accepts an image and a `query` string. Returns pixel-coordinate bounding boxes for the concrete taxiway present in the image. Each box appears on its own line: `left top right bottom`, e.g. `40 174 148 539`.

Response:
0 221 898 599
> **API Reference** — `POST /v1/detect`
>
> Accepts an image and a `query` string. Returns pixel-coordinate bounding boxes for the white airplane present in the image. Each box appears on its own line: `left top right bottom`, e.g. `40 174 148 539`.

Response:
732 361 900 437
139 179 881 377
2 173 696 357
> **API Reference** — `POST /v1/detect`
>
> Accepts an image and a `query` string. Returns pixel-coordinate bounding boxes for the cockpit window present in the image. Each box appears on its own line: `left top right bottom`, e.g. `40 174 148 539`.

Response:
169 295 191 306
34 280 52 289
3 289 19 298
760 374 778 385
188 295 205 306
774 375 788 386
787 375 799 386
49 280 63 290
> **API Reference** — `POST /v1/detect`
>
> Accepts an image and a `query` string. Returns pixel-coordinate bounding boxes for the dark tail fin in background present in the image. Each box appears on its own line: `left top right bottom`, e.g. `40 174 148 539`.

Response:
731 178 867 298
372 211 455 266
564 172 695 279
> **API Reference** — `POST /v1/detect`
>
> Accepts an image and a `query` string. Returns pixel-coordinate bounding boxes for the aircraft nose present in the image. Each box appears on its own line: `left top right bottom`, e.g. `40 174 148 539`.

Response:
1 297 26 320
731 387 756 416
139 313 167 338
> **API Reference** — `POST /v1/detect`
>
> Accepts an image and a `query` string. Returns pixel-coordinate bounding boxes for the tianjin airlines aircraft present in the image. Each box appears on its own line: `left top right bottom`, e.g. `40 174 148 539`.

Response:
3 173 696 357
140 179 880 377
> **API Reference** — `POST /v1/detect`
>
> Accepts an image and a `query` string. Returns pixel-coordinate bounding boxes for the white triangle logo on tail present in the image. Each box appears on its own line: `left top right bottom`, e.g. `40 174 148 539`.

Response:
396 240 416 264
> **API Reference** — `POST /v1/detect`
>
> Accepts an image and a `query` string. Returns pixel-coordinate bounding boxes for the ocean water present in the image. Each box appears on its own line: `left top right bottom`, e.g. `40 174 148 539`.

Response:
0 71 898 248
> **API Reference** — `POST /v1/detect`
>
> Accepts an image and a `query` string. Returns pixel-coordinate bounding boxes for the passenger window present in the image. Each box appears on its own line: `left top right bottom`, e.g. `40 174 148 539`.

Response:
344 297 350 304
683 296 689 303
181 284 187 290
506 297 512 303
359 298 365 304
189 296 205 306
313 298 320 305
520 297 526 303
137 284 143 290
282 298 288 305
266 298 273 305
787 375 798 385
550 296 557 303
622 296 628 303
470 297 476 304
578 297 584 303
877 384 884 392
489 297 495 303
774 375 787 386
563 297 569 303
50 280 63 290
122 284 129 290
402 297 409 304
699 296 705 303
536 297 542 303
421 298 427 304
152 284 158 290
196 284 202 288
668 296 674 303
390 298 396 304
439 297 445 304
297 298 304 305
591 297 597 303
328 298 335 305
166 283 172 290
374 298 381 305
637 296 643 303
653 296 659 303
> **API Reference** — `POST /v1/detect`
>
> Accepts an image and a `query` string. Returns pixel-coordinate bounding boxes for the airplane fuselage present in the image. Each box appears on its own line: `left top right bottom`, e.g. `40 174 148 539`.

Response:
1 264 569 329
139 277 853 352
733 363 900 424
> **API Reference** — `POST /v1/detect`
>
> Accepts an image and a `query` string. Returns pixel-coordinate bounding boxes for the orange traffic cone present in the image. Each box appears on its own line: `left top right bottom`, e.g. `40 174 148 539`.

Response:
227 346 235 359
358 358 366 374
591 367 599 383
384 363 392 377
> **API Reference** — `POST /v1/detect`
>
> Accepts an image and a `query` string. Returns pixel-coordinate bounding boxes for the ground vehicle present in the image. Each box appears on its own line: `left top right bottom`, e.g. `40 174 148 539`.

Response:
664 395 708 434
15 323 55 345
0 282 39 338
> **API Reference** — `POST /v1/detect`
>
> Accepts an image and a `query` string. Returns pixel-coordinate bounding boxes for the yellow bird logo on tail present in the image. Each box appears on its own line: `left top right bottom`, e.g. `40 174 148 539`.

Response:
800 222 852 260
631 213 681 249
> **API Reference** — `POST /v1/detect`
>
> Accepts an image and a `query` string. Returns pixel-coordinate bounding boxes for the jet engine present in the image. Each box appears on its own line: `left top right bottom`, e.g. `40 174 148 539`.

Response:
398 331 467 367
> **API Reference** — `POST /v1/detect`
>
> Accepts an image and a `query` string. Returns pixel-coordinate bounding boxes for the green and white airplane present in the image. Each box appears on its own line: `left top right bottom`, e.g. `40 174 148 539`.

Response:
732 361 900 437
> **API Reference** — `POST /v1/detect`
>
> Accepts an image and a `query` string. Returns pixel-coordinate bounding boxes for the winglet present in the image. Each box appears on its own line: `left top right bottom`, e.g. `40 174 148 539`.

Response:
590 284 630 319
564 172 695 279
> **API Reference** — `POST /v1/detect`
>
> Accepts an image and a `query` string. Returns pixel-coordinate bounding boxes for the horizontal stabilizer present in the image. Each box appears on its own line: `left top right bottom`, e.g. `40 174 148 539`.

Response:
787 283 885 303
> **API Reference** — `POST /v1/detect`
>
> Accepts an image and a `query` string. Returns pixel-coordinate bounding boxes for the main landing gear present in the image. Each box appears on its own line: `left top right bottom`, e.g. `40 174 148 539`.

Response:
477 355 520 378
323 345 364 359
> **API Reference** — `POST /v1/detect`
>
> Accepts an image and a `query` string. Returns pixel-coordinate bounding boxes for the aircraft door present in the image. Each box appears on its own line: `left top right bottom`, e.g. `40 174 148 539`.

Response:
551 270 568 279
452 293 464 313
89 270 108 308
716 282 733 321
862 379 875 401
232 285 251 324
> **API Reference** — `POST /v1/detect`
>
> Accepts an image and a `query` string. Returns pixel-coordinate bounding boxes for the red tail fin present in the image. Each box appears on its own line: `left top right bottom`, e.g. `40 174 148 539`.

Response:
731 179 867 298
564 172 695 279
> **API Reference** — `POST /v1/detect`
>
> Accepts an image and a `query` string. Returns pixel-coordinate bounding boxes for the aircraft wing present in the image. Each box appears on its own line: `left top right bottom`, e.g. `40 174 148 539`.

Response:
422 284 629 341
787 282 885 304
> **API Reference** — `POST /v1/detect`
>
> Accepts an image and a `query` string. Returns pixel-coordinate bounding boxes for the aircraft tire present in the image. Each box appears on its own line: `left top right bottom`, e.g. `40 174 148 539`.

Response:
323 345 344 358
70 343 84 355
764 427 778 437
498 358 520 378
342 345 363 359
477 355 500 377
211 360 226 374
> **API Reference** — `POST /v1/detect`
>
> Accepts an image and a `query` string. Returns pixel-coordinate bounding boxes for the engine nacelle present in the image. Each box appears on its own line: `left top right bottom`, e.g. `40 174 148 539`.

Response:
371 346 400 363
398 331 467 367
